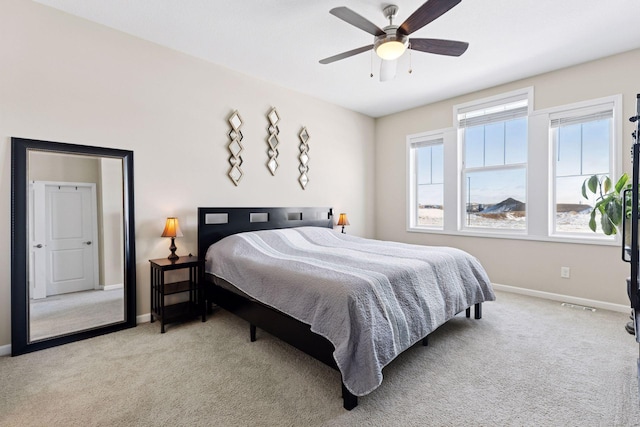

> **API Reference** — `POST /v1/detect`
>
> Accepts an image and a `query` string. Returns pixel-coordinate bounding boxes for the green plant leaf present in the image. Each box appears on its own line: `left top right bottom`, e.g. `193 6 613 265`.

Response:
589 209 597 232
587 175 599 194
581 180 588 199
606 197 623 226
581 173 630 235
616 197 624 223
601 213 615 235
615 173 630 193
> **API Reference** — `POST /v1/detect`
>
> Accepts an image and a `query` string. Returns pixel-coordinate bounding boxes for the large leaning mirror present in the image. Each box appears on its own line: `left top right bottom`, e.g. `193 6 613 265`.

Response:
11 137 136 356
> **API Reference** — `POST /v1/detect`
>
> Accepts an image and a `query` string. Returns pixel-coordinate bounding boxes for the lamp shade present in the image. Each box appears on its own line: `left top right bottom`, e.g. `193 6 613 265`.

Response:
337 213 350 226
374 33 408 61
375 40 407 60
161 217 183 238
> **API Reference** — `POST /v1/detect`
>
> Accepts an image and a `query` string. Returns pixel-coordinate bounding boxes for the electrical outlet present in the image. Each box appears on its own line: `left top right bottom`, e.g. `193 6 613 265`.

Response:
560 267 571 279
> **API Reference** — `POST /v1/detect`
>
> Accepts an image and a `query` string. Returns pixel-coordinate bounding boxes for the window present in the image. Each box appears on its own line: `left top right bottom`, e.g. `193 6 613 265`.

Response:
458 92 529 231
408 133 445 229
551 104 614 235
406 89 621 245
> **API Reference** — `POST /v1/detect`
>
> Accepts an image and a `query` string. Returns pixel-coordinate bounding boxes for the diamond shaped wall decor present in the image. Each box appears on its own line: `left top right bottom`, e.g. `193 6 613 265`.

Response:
266 107 280 175
298 127 310 189
227 110 244 186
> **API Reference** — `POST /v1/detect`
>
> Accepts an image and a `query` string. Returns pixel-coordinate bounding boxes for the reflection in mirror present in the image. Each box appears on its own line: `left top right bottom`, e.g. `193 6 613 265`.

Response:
300 130 309 143
27 151 125 341
229 111 243 130
268 109 279 126
11 138 136 356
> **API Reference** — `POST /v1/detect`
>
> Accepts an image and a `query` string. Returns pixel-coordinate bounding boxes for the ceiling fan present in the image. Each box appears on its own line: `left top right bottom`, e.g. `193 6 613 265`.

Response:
319 0 469 81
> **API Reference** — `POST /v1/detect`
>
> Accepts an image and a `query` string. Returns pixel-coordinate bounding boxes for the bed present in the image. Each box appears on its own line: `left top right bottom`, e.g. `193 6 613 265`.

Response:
198 207 495 410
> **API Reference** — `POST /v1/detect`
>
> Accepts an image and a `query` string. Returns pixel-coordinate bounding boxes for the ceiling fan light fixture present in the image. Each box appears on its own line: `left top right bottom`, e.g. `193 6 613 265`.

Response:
319 2 468 72
374 33 408 61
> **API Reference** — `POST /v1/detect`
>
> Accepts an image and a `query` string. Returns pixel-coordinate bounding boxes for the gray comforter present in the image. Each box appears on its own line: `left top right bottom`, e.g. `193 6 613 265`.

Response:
205 227 494 397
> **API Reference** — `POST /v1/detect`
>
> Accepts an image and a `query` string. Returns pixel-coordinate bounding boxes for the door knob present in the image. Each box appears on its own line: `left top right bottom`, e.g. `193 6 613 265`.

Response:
84 241 92 245
33 244 43 248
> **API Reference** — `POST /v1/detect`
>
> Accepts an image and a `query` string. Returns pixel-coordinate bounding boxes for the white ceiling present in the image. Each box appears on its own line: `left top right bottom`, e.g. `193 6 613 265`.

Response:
34 0 640 118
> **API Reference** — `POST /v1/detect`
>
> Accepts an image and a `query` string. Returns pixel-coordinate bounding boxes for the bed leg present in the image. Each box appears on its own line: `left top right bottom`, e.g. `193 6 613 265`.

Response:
466 307 471 318
422 335 429 346
341 382 358 410
250 324 257 342
474 303 482 319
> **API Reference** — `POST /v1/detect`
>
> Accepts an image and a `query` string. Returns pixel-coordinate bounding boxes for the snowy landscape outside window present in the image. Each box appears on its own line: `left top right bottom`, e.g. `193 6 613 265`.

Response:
416 141 444 228
409 135 444 229
459 98 528 231
551 106 613 235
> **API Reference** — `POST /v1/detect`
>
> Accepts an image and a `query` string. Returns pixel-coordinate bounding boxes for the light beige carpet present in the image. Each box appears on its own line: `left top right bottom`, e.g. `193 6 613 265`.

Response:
1 290 639 426
29 289 124 341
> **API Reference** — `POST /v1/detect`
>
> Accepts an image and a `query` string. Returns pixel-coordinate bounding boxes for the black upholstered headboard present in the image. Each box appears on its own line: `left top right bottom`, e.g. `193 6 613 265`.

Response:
197 207 334 258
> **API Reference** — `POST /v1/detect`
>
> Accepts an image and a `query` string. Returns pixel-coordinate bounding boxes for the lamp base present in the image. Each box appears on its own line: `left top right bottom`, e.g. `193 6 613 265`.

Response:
168 237 179 261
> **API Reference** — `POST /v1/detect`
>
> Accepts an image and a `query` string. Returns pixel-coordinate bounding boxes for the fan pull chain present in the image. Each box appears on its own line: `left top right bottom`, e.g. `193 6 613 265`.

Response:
370 49 374 78
408 43 413 74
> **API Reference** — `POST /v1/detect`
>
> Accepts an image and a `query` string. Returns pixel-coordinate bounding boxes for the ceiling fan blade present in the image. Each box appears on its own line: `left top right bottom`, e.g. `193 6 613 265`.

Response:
409 38 469 56
380 59 397 82
398 0 461 36
330 7 385 36
319 45 374 64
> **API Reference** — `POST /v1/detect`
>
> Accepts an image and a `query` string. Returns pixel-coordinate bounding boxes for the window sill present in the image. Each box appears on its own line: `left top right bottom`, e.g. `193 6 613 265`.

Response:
407 226 619 247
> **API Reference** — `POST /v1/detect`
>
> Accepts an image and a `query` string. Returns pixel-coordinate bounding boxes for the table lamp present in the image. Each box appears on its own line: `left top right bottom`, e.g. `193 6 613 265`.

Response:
337 213 350 234
161 217 183 261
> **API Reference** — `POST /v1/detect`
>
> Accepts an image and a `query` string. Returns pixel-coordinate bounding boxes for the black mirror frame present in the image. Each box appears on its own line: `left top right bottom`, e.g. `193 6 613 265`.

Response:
11 137 137 356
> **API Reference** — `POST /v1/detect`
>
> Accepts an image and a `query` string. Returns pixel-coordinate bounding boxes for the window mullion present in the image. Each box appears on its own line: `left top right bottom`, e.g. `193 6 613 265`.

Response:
430 146 433 184
503 122 506 165
483 126 486 167
579 123 583 176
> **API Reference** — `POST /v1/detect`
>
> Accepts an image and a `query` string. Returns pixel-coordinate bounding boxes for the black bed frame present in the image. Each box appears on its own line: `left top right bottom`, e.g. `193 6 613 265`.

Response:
197 207 482 410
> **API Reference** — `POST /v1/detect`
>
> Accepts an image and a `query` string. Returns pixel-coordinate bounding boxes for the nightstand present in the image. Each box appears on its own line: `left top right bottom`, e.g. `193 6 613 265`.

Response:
149 255 205 333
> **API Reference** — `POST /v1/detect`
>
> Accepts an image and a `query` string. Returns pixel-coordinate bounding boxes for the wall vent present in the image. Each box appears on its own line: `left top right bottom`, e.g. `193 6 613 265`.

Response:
561 302 596 312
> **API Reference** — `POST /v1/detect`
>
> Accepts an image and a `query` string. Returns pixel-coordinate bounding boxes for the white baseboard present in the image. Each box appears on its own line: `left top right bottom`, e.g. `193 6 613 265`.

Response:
492 283 630 313
0 343 11 357
102 283 124 291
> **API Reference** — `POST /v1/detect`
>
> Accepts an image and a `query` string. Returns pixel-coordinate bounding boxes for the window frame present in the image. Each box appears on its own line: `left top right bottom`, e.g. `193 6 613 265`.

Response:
546 96 622 242
456 88 533 234
406 130 447 231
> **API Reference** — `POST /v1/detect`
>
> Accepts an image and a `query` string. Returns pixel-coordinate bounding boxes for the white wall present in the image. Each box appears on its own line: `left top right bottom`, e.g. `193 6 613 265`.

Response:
375 48 640 308
98 158 124 287
28 151 99 183
0 0 375 348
